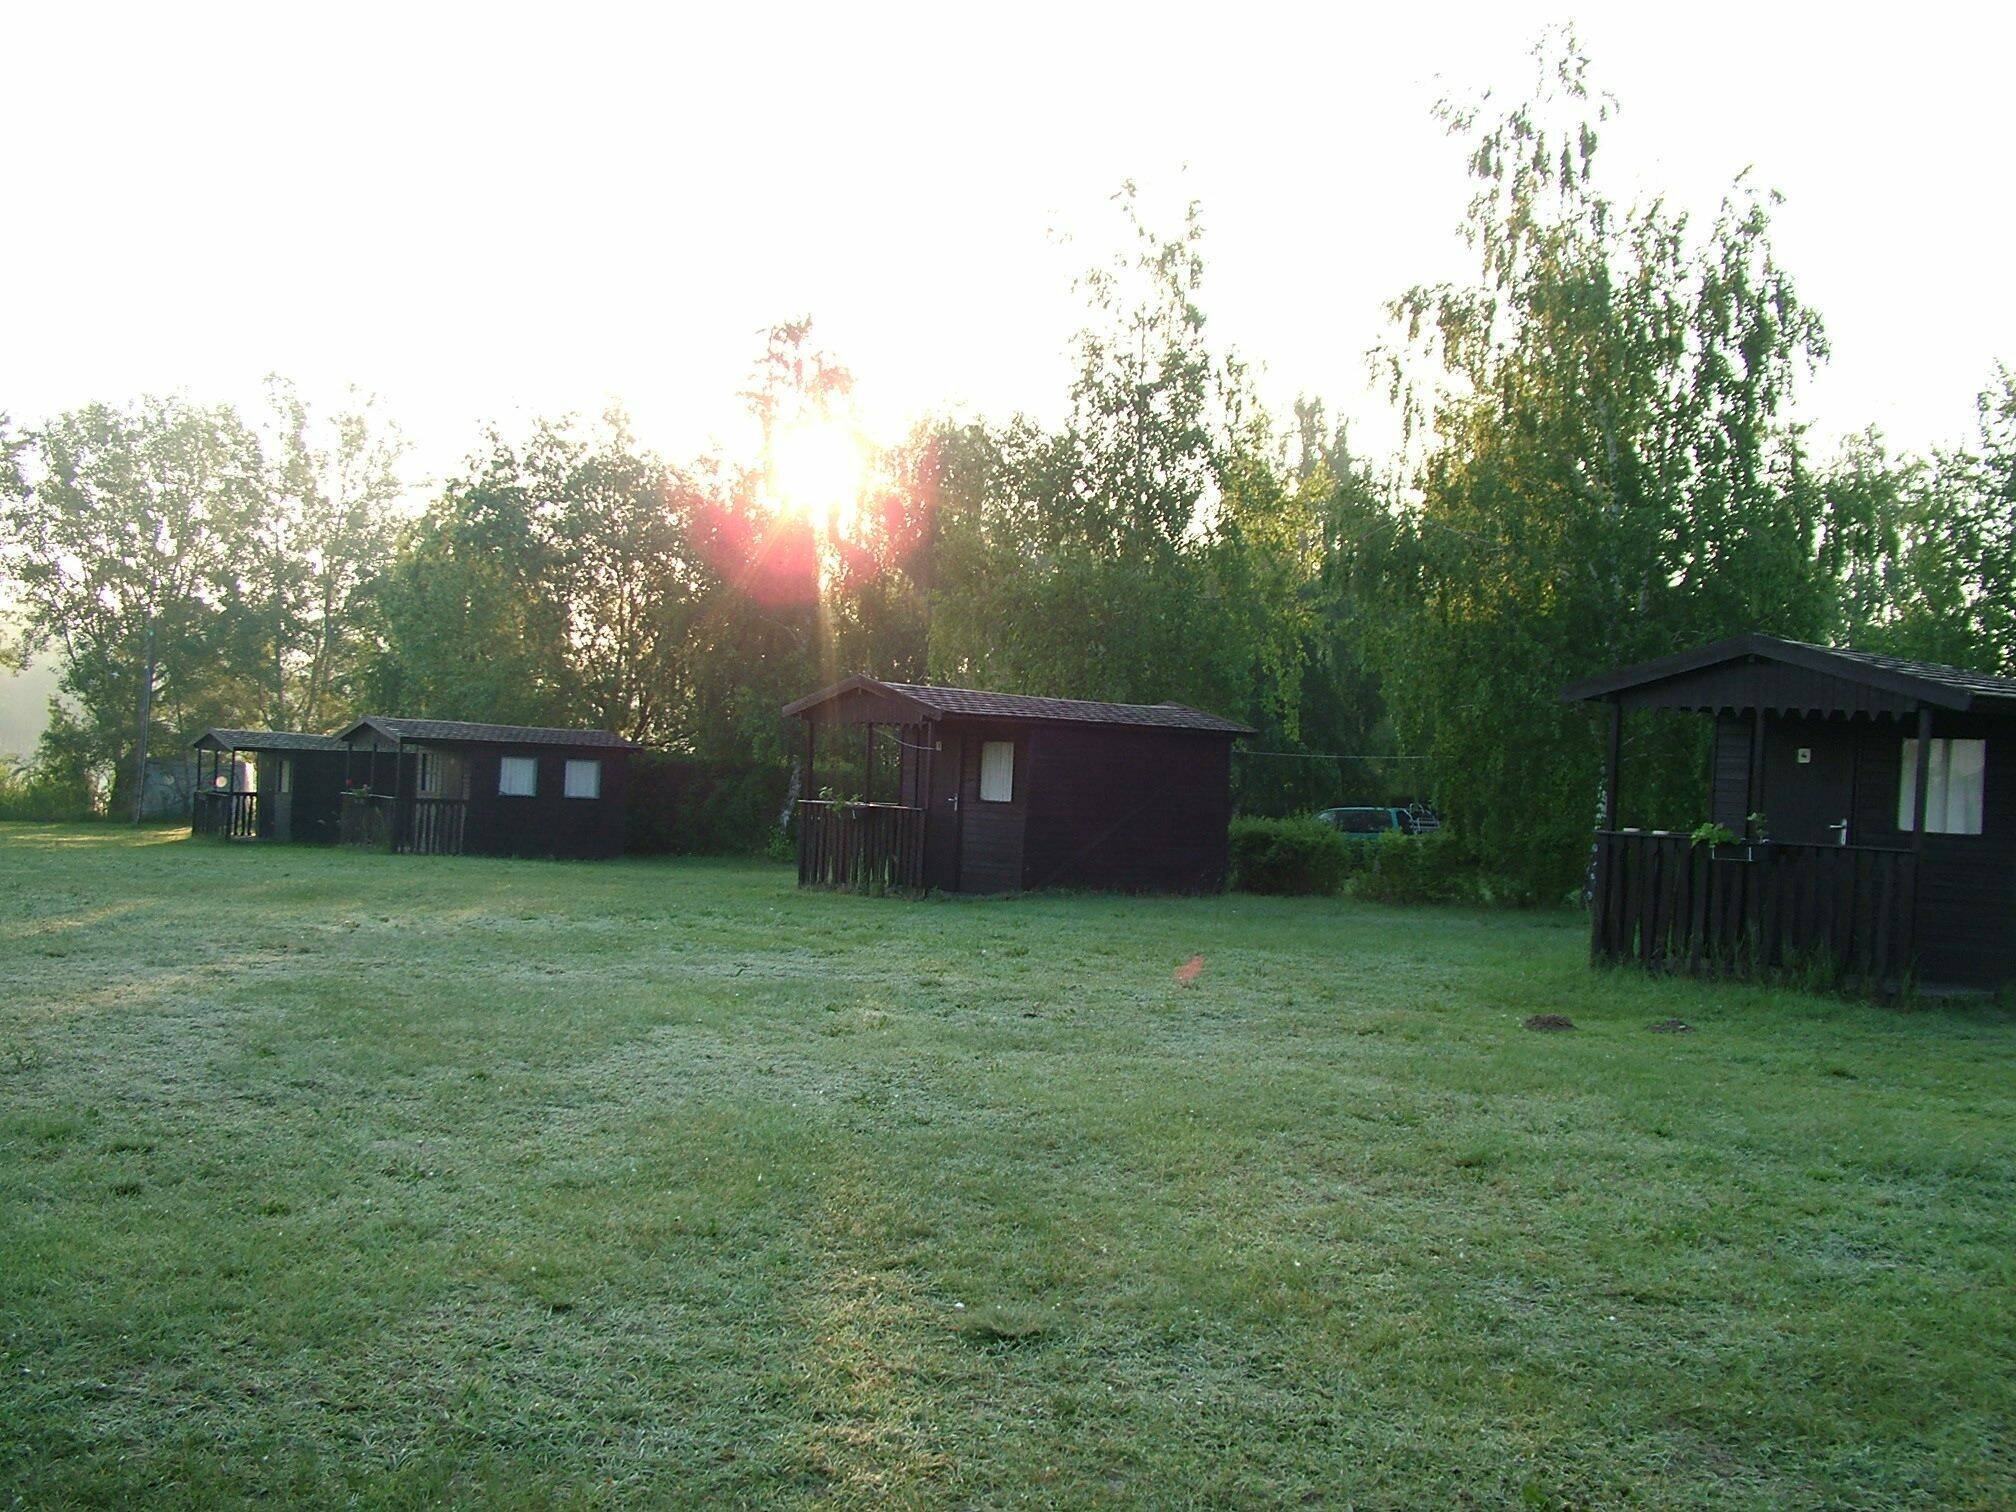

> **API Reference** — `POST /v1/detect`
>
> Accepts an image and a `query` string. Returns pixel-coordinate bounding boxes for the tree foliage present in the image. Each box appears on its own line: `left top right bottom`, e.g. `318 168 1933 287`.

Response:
1369 33 1835 898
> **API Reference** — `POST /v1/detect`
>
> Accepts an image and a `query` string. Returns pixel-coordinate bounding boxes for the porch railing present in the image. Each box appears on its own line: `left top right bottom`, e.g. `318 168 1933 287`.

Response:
192 789 261 840
402 797 469 857
1591 830 1918 989
340 791 393 849
797 801 925 893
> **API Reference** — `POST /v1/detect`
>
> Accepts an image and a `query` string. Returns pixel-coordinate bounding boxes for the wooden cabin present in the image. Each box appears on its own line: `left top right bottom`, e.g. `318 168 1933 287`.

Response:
189 729 350 843
783 674 1254 894
1565 634 2016 990
334 717 639 859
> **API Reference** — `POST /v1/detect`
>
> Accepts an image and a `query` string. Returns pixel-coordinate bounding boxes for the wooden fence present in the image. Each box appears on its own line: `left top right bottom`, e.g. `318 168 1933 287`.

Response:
797 801 925 893
340 792 393 849
1591 830 1917 989
403 798 469 856
192 790 261 840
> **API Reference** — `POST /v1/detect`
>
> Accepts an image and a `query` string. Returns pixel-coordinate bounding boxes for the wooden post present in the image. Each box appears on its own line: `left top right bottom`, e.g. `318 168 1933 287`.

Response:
863 722 874 804
1906 705 1932 983
1910 706 1932 845
393 736 407 854
805 720 816 801
1749 706 1767 840
1603 699 1621 830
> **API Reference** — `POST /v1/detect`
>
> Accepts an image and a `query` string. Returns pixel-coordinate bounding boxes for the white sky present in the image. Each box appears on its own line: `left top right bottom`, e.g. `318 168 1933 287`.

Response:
3 1 2013 750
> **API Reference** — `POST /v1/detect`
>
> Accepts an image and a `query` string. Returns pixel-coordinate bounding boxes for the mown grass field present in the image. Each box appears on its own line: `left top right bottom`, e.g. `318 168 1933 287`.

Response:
2 825 2012 1507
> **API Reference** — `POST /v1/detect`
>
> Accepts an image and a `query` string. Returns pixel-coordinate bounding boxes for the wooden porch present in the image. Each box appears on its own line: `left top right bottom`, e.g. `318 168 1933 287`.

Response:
1591 830 1918 989
192 789 261 840
796 800 925 892
340 791 469 855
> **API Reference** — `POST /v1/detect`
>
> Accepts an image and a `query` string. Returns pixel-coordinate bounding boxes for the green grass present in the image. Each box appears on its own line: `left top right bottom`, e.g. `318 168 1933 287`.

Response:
2 825 2012 1507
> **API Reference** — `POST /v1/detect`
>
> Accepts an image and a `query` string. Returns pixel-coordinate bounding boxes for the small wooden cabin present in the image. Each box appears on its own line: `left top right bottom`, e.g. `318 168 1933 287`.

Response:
189 729 350 843
1565 634 2016 990
783 674 1254 894
334 717 639 859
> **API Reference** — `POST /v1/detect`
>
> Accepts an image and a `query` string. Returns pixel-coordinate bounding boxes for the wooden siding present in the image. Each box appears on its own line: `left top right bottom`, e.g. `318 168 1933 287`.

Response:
1711 714 1752 829
1672 708 2014 988
1592 830 1917 989
1020 725 1234 893
457 746 630 859
953 722 1027 893
340 741 630 860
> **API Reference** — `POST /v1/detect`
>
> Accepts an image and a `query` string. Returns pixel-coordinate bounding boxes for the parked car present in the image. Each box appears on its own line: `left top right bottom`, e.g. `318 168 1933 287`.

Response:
1316 804 1440 839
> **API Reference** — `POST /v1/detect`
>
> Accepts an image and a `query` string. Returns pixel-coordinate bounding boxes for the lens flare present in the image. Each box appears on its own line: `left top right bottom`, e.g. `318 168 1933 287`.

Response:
769 419 865 535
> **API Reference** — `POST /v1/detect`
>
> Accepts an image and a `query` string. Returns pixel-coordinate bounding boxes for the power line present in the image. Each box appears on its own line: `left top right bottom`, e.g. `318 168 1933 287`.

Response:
1234 748 1430 760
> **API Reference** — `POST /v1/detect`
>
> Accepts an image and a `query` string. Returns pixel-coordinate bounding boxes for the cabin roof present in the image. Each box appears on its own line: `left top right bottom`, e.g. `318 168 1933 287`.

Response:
783 673 1255 734
191 728 348 753
1563 634 2016 713
336 716 641 749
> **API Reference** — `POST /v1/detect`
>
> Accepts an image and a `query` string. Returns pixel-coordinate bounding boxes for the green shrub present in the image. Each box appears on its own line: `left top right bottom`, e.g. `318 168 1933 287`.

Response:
0 759 98 822
1228 815 1352 895
1351 827 1481 906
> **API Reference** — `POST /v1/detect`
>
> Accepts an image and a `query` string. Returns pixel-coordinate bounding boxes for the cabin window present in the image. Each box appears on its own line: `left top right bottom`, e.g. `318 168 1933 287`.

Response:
1898 738 1986 835
979 740 1014 802
277 759 291 794
499 755 539 797
417 751 440 795
564 759 601 800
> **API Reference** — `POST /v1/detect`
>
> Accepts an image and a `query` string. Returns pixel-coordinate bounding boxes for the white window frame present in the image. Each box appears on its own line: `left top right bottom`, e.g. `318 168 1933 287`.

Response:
979 740 1015 803
564 758 602 800
1898 737 1986 836
498 755 539 798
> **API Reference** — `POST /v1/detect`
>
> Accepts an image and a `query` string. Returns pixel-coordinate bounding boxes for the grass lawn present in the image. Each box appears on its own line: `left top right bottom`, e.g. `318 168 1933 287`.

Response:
2 825 2012 1507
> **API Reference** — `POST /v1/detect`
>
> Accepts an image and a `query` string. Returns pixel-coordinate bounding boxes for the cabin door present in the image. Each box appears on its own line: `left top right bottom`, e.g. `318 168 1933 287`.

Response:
272 759 293 842
955 728 1025 893
923 730 963 889
1770 731 1856 846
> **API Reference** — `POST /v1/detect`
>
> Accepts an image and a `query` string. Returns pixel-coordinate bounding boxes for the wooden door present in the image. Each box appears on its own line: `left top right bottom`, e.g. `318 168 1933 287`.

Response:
923 729 963 890
273 758 293 842
1770 729 1856 845
956 728 1026 893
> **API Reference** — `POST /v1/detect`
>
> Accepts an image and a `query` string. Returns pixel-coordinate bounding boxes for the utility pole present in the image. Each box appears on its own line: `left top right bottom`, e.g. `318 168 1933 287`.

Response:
131 613 155 825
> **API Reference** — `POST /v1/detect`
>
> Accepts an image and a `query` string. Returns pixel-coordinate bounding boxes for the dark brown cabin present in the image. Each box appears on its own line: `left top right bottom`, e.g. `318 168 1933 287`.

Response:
189 729 351 843
1565 634 2016 990
334 717 638 859
783 675 1254 894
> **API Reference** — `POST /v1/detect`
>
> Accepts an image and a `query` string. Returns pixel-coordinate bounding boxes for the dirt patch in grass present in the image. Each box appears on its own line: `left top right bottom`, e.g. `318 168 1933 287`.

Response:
1649 1018 1694 1034
1524 1013 1576 1031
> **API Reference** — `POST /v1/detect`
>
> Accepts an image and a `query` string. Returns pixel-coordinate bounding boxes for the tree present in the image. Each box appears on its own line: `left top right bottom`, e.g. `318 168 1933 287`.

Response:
1371 32 1831 898
1 396 267 809
236 378 406 732
928 185 1315 747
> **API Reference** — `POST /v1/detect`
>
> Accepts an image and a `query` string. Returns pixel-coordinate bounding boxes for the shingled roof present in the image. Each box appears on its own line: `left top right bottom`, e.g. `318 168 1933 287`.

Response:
783 674 1255 734
1563 633 2016 711
336 716 640 749
190 728 348 753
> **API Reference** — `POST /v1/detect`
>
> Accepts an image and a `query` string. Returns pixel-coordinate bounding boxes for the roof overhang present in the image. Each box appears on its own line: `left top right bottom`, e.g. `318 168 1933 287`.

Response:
781 674 940 724
1562 634 1976 712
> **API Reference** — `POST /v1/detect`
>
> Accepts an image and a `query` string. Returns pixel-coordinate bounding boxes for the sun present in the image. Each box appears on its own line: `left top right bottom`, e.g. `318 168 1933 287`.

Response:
768 418 867 535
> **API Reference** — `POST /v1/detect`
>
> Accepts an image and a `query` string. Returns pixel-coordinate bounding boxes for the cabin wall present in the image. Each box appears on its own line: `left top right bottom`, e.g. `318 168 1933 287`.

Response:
949 719 1028 893
1711 715 1752 829
287 752 351 844
459 746 629 860
1709 710 2014 987
1021 726 1234 893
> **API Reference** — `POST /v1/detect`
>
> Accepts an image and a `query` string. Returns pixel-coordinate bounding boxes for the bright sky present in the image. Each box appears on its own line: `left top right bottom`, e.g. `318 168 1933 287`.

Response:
2 2 2013 750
